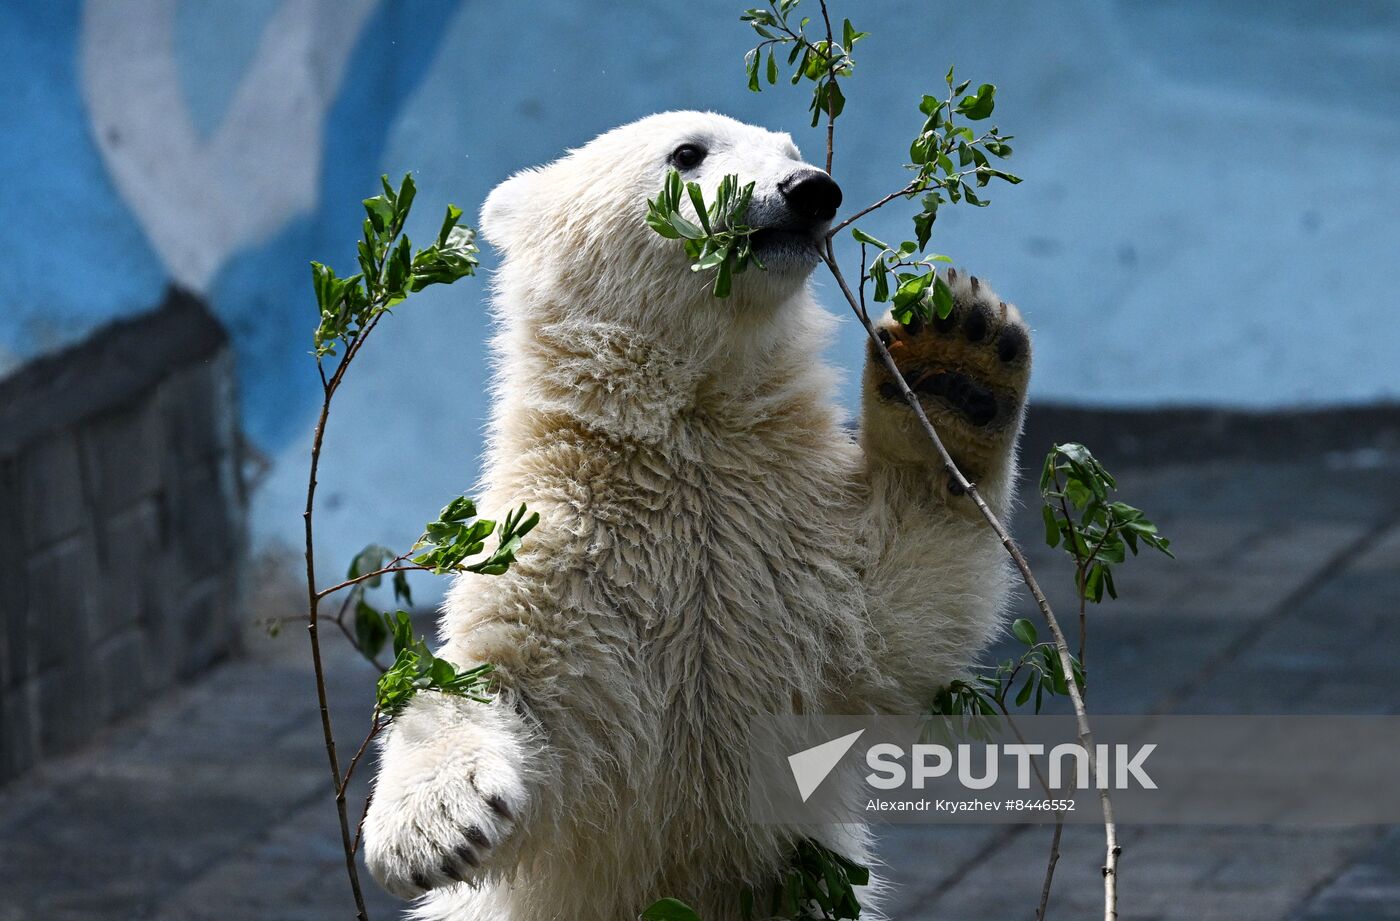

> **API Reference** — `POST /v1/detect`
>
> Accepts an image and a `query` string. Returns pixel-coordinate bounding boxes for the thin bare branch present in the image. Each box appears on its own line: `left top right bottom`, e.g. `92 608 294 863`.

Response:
340 715 385 798
827 182 919 239
317 562 431 600
304 391 372 920
1036 820 1065 921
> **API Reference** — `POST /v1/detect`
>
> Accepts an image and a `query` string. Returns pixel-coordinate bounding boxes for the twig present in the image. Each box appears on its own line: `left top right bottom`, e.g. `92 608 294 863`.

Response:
819 241 1118 921
318 561 431 600
827 183 918 239
992 700 1064 920
353 788 376 856
818 0 837 174
340 714 385 797
1036 821 1064 921
304 382 372 920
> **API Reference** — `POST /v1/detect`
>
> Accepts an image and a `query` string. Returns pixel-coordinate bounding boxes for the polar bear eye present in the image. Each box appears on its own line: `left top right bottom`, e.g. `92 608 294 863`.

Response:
670 144 707 170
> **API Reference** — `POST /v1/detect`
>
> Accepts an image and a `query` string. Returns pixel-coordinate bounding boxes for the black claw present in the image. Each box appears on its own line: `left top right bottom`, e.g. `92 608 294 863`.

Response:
455 844 479 868
412 871 432 891
947 267 958 282
996 324 1028 363
466 826 491 848
970 275 980 292
441 859 466 882
487 795 514 820
964 304 992 343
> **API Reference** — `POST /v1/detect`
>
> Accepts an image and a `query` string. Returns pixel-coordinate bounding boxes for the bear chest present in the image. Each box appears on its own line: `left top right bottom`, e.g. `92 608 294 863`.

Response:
587 442 864 713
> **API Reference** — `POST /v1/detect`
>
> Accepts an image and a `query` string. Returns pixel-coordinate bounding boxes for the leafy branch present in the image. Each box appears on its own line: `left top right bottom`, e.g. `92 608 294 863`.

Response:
741 1 867 168
1041 443 1173 663
930 617 1085 725
647 170 761 297
374 611 495 717
301 173 535 920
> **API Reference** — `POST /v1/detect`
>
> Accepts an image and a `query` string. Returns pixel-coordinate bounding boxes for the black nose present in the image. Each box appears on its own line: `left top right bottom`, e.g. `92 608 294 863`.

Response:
779 171 843 223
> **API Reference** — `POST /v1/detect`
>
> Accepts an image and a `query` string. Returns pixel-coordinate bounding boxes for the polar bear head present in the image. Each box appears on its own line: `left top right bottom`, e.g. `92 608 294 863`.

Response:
481 111 843 338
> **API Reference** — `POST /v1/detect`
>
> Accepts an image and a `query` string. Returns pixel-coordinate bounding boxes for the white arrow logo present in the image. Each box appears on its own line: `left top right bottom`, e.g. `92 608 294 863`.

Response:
788 729 865 803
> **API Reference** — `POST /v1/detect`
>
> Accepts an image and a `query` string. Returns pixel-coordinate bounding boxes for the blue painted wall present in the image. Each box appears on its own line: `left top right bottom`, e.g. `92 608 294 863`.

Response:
6 0 1400 566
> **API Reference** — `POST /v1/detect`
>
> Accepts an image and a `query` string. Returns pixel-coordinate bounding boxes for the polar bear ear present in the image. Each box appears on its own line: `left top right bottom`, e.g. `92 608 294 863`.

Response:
480 168 544 252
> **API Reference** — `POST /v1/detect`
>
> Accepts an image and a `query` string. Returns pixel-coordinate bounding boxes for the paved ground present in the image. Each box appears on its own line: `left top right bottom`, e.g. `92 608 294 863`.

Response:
2 414 1399 920
881 443 1400 921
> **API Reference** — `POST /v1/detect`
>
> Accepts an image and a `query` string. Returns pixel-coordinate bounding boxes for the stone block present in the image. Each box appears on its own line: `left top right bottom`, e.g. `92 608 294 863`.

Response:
0 682 36 783
95 499 167 644
162 353 239 465
92 627 149 724
17 433 87 550
173 581 234 681
35 662 100 758
171 464 241 582
80 395 167 517
24 539 98 672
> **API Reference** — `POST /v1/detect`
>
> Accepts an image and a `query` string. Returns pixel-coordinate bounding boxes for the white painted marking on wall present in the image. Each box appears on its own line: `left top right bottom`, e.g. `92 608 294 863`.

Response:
80 0 379 291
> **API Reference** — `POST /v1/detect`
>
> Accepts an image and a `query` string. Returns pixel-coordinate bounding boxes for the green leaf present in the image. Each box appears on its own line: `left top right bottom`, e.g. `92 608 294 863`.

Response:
362 196 394 233
851 227 888 249
930 275 955 319
872 259 890 302
395 173 417 223
767 46 778 84
891 271 933 310
647 205 682 239
686 183 712 234
392 570 413 606
957 83 997 120
668 212 706 240
714 257 734 298
1011 617 1038 646
348 544 394 586
640 899 702 921
438 203 463 246
693 247 728 271
1015 673 1035 707
1042 504 1061 547
355 600 389 659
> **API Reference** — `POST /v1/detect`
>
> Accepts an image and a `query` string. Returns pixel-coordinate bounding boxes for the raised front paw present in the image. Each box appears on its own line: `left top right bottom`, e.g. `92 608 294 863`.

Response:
862 269 1031 488
362 701 529 899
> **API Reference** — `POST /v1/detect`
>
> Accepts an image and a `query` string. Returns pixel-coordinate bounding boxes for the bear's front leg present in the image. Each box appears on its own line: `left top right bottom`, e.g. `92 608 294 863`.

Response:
362 692 540 899
861 268 1031 515
853 270 1031 711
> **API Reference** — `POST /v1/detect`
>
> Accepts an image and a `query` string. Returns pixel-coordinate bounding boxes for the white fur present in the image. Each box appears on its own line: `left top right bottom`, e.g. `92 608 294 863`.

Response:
363 112 1022 921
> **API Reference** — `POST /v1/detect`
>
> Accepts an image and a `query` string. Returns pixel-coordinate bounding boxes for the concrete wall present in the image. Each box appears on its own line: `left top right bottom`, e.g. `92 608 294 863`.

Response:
0 291 246 782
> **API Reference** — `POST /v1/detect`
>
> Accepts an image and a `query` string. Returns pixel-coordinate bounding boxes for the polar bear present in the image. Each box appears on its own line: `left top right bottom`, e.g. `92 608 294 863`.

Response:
362 111 1031 920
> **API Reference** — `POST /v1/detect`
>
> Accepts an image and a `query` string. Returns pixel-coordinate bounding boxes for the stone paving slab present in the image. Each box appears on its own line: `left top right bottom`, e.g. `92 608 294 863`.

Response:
2 450 1398 920
876 453 1400 920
